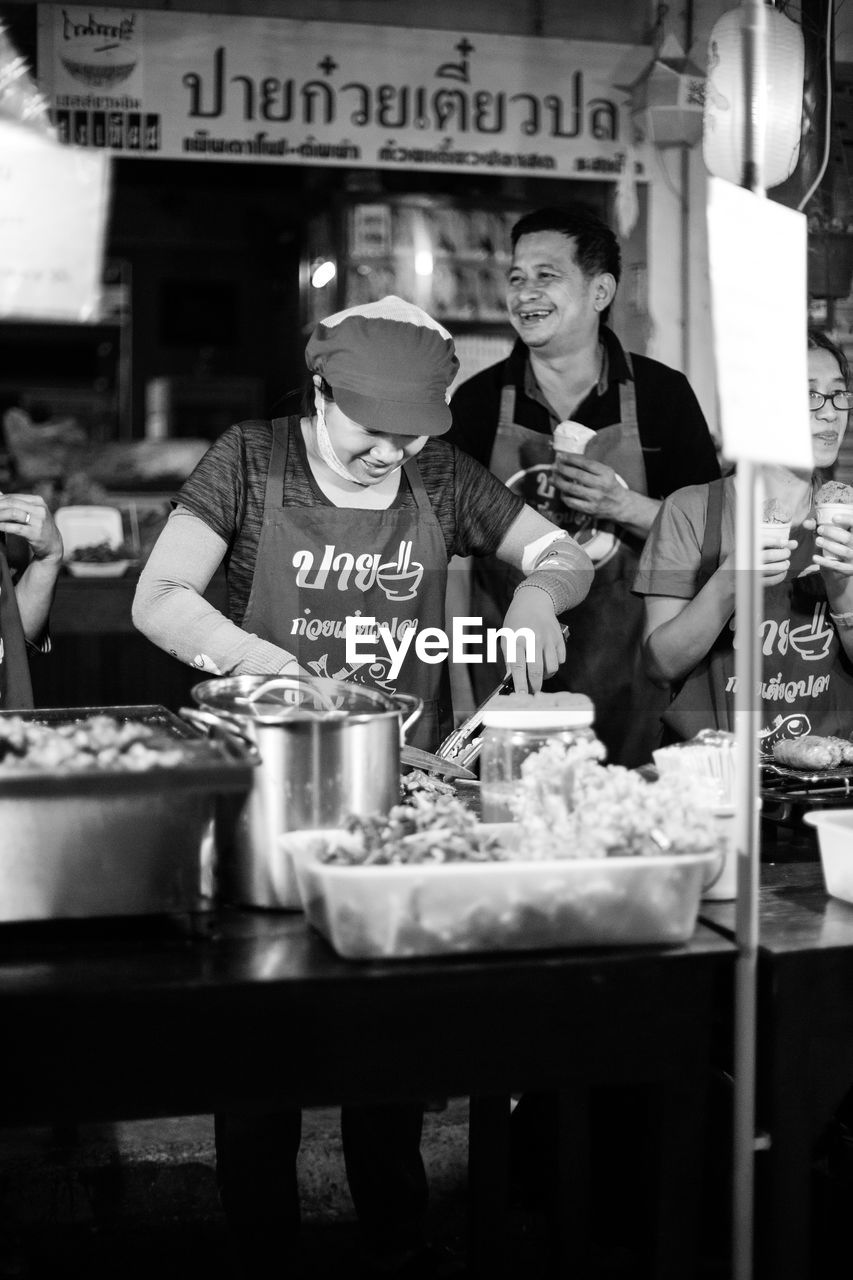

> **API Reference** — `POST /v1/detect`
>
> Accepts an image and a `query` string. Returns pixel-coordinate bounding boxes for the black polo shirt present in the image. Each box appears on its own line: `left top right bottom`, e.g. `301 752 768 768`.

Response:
447 327 720 500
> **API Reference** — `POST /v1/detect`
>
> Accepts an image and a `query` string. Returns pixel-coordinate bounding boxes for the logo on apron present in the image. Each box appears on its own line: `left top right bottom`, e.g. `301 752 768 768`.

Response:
504 462 626 568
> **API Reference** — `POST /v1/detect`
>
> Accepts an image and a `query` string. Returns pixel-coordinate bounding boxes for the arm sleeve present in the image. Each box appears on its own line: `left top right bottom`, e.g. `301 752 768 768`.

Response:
495 507 594 614
632 490 706 600
131 509 298 676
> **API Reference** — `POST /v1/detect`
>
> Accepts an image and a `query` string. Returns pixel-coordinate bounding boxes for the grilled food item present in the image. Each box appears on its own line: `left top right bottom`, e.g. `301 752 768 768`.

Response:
772 735 849 770
823 736 853 765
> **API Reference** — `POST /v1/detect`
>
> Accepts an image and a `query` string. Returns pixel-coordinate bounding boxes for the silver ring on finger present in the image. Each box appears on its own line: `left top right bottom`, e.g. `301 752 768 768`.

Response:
24 511 30 525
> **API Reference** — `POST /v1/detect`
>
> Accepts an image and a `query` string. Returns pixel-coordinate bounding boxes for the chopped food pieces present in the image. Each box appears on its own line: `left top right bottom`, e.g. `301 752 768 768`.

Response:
816 481 853 506
400 768 457 799
317 790 503 865
0 715 188 771
512 744 719 859
772 734 853 770
67 541 133 563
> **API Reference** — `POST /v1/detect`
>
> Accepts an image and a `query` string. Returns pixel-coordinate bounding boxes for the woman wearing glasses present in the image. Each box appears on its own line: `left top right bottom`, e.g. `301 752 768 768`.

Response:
634 330 853 746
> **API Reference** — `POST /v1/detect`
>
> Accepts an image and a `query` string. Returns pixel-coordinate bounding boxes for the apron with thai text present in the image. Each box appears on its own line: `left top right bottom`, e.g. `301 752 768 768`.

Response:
242 420 452 752
665 523 853 746
470 359 669 767
0 536 34 709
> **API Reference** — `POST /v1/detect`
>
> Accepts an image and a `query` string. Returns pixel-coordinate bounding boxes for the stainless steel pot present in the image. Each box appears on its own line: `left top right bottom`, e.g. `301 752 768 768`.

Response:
189 674 422 909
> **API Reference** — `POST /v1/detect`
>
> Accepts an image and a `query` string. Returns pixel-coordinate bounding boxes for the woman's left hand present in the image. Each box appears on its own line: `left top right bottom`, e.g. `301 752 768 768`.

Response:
806 514 853 577
0 492 63 563
499 587 567 693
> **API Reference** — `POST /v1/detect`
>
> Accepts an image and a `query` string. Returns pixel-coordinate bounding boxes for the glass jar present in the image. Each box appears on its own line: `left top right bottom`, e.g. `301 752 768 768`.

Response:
479 692 598 823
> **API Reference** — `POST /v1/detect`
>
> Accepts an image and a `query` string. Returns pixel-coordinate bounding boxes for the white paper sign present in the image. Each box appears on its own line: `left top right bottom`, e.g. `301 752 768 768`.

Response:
707 177 812 469
0 119 111 321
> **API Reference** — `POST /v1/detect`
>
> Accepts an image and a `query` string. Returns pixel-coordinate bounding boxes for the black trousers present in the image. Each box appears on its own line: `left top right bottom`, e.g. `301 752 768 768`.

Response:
214 1103 428 1269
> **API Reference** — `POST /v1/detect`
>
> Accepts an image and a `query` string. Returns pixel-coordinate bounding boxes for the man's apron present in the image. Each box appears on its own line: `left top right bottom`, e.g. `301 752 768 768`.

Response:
470 359 668 767
242 420 452 753
0 537 34 709
665 523 853 746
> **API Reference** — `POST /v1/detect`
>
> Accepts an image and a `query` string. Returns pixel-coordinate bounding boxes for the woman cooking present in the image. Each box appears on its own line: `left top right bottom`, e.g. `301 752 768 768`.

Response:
132 295 593 1279
634 329 853 749
0 489 63 708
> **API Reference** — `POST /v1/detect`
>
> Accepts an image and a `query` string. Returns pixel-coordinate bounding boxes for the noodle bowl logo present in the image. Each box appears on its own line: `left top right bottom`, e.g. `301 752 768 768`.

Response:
59 8 138 88
292 541 424 603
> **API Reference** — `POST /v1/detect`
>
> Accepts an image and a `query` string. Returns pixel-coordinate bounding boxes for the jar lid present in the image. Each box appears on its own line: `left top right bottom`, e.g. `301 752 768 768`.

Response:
482 692 595 730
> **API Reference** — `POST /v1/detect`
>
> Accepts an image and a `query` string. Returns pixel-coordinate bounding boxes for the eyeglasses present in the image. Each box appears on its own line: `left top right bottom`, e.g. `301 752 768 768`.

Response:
809 390 853 411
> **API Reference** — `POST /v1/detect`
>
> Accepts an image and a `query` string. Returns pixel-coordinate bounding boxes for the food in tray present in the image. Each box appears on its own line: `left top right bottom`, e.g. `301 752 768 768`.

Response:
0 714 189 772
511 743 719 859
67 540 134 563
815 481 853 506
310 750 718 868
314 789 503 865
400 768 456 800
771 734 853 770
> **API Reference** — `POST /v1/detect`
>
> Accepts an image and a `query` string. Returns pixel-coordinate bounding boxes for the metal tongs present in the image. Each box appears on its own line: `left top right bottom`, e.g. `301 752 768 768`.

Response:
434 670 515 773
435 623 572 773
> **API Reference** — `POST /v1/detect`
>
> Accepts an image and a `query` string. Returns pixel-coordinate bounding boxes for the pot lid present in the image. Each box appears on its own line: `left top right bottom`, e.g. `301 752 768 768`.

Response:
191 674 398 723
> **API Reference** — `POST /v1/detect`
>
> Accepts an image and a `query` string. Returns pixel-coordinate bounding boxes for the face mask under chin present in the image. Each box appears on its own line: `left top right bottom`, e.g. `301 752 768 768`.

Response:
313 385 369 485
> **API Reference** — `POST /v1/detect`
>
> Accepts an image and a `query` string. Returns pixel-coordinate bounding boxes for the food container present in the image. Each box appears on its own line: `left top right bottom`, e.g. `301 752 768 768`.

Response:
281 826 717 959
191 675 422 909
0 706 255 922
479 693 599 823
803 809 853 902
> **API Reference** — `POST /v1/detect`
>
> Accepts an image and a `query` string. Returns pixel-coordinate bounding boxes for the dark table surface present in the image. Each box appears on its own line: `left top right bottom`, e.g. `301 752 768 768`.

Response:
0 908 735 1127
0 906 735 1279
700 858 853 952
701 857 853 1280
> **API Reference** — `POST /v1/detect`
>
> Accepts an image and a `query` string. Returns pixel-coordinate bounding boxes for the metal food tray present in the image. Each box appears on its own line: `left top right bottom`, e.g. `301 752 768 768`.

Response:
0 705 256 922
0 704 254 797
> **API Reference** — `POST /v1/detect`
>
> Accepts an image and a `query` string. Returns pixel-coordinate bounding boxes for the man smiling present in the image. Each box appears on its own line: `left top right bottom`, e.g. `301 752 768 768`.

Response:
448 204 720 766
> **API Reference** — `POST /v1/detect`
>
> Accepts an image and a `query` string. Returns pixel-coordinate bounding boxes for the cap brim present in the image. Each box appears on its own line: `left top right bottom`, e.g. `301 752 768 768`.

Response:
333 386 450 437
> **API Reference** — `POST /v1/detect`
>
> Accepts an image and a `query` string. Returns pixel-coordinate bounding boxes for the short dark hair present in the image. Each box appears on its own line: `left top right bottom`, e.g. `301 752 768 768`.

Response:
511 205 622 287
808 328 850 386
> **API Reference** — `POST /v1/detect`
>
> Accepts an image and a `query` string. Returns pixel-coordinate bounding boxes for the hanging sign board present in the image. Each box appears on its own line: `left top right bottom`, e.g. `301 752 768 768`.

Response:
0 119 111 321
707 177 812 469
36 5 650 180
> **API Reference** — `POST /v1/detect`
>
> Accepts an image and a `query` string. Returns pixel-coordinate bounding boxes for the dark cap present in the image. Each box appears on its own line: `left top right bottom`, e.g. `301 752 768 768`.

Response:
305 296 459 436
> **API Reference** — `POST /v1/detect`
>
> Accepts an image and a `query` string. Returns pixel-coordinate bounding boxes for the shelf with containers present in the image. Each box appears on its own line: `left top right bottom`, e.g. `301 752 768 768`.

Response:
302 196 525 331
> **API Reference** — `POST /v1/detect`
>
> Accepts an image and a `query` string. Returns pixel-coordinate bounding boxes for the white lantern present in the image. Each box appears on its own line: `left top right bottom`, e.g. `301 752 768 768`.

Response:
703 4 805 189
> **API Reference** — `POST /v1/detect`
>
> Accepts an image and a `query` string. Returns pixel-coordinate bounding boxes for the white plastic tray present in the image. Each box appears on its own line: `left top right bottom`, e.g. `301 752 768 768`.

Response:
55 505 123 555
280 826 718 959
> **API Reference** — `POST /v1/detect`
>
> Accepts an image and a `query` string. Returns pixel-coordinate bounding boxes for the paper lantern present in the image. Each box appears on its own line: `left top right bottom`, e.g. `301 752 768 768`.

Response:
703 4 805 189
